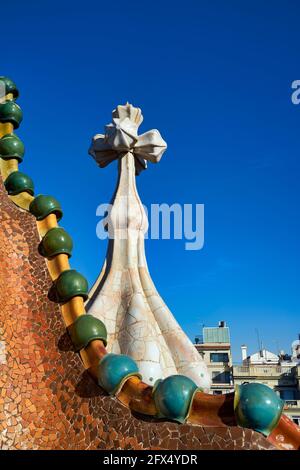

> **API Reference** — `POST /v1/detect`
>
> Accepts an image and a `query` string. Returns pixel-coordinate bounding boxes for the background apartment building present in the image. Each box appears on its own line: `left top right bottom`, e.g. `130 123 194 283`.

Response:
194 324 300 425
233 339 300 426
194 321 234 394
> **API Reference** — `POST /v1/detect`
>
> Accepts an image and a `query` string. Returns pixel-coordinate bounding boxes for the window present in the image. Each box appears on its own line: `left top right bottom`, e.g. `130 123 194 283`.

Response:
212 371 231 384
280 390 295 401
210 353 229 363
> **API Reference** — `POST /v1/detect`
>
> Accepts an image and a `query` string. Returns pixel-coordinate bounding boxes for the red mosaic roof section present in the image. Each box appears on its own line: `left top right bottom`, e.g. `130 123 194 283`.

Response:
0 181 275 450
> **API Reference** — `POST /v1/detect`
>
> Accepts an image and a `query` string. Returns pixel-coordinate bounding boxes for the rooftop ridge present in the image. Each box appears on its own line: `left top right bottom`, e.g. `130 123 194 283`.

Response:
0 76 299 450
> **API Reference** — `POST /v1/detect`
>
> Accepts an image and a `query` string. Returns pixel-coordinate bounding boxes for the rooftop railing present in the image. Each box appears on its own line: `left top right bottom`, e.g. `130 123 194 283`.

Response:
233 365 297 377
285 400 300 408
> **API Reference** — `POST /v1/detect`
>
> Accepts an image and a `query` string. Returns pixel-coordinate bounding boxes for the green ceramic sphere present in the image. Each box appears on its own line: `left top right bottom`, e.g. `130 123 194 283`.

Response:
55 269 89 303
0 134 25 162
68 315 107 351
4 171 34 196
39 227 73 259
29 194 63 221
234 383 284 436
0 101 23 129
98 353 141 395
153 375 198 423
0 76 19 99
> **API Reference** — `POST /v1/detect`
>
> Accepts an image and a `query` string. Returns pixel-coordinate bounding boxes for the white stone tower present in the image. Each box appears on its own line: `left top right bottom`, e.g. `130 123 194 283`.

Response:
87 103 211 390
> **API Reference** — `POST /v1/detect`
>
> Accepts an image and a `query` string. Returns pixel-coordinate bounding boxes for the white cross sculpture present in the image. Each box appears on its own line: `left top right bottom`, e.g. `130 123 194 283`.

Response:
88 103 210 390
89 103 167 174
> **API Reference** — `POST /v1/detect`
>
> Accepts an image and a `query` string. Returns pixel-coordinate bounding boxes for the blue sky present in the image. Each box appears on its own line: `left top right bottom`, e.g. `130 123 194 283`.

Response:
2 0 299 361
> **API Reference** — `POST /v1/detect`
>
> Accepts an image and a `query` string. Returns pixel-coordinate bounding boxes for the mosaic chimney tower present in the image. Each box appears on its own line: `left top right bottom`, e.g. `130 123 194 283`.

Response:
87 103 211 390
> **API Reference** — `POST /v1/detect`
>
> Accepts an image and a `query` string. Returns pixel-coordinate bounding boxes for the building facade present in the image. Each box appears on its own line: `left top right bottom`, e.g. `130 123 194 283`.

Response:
194 321 234 394
233 341 300 426
194 325 300 426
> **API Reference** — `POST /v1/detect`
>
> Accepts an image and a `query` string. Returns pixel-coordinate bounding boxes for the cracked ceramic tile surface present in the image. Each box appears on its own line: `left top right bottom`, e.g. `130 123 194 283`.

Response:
0 167 274 450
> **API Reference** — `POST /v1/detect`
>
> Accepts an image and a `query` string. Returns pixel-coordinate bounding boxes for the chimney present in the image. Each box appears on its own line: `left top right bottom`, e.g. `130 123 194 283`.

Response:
241 344 247 361
219 320 226 328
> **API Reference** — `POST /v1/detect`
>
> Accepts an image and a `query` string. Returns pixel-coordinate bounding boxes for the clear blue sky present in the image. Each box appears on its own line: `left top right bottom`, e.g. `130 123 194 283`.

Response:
2 0 299 361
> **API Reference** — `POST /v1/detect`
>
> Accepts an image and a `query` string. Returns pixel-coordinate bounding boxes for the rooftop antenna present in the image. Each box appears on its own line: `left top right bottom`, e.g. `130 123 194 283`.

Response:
255 328 263 357
274 339 280 356
194 322 206 344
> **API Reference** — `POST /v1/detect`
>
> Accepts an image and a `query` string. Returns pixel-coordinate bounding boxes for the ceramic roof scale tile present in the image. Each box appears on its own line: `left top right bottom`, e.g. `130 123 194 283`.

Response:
87 103 211 390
